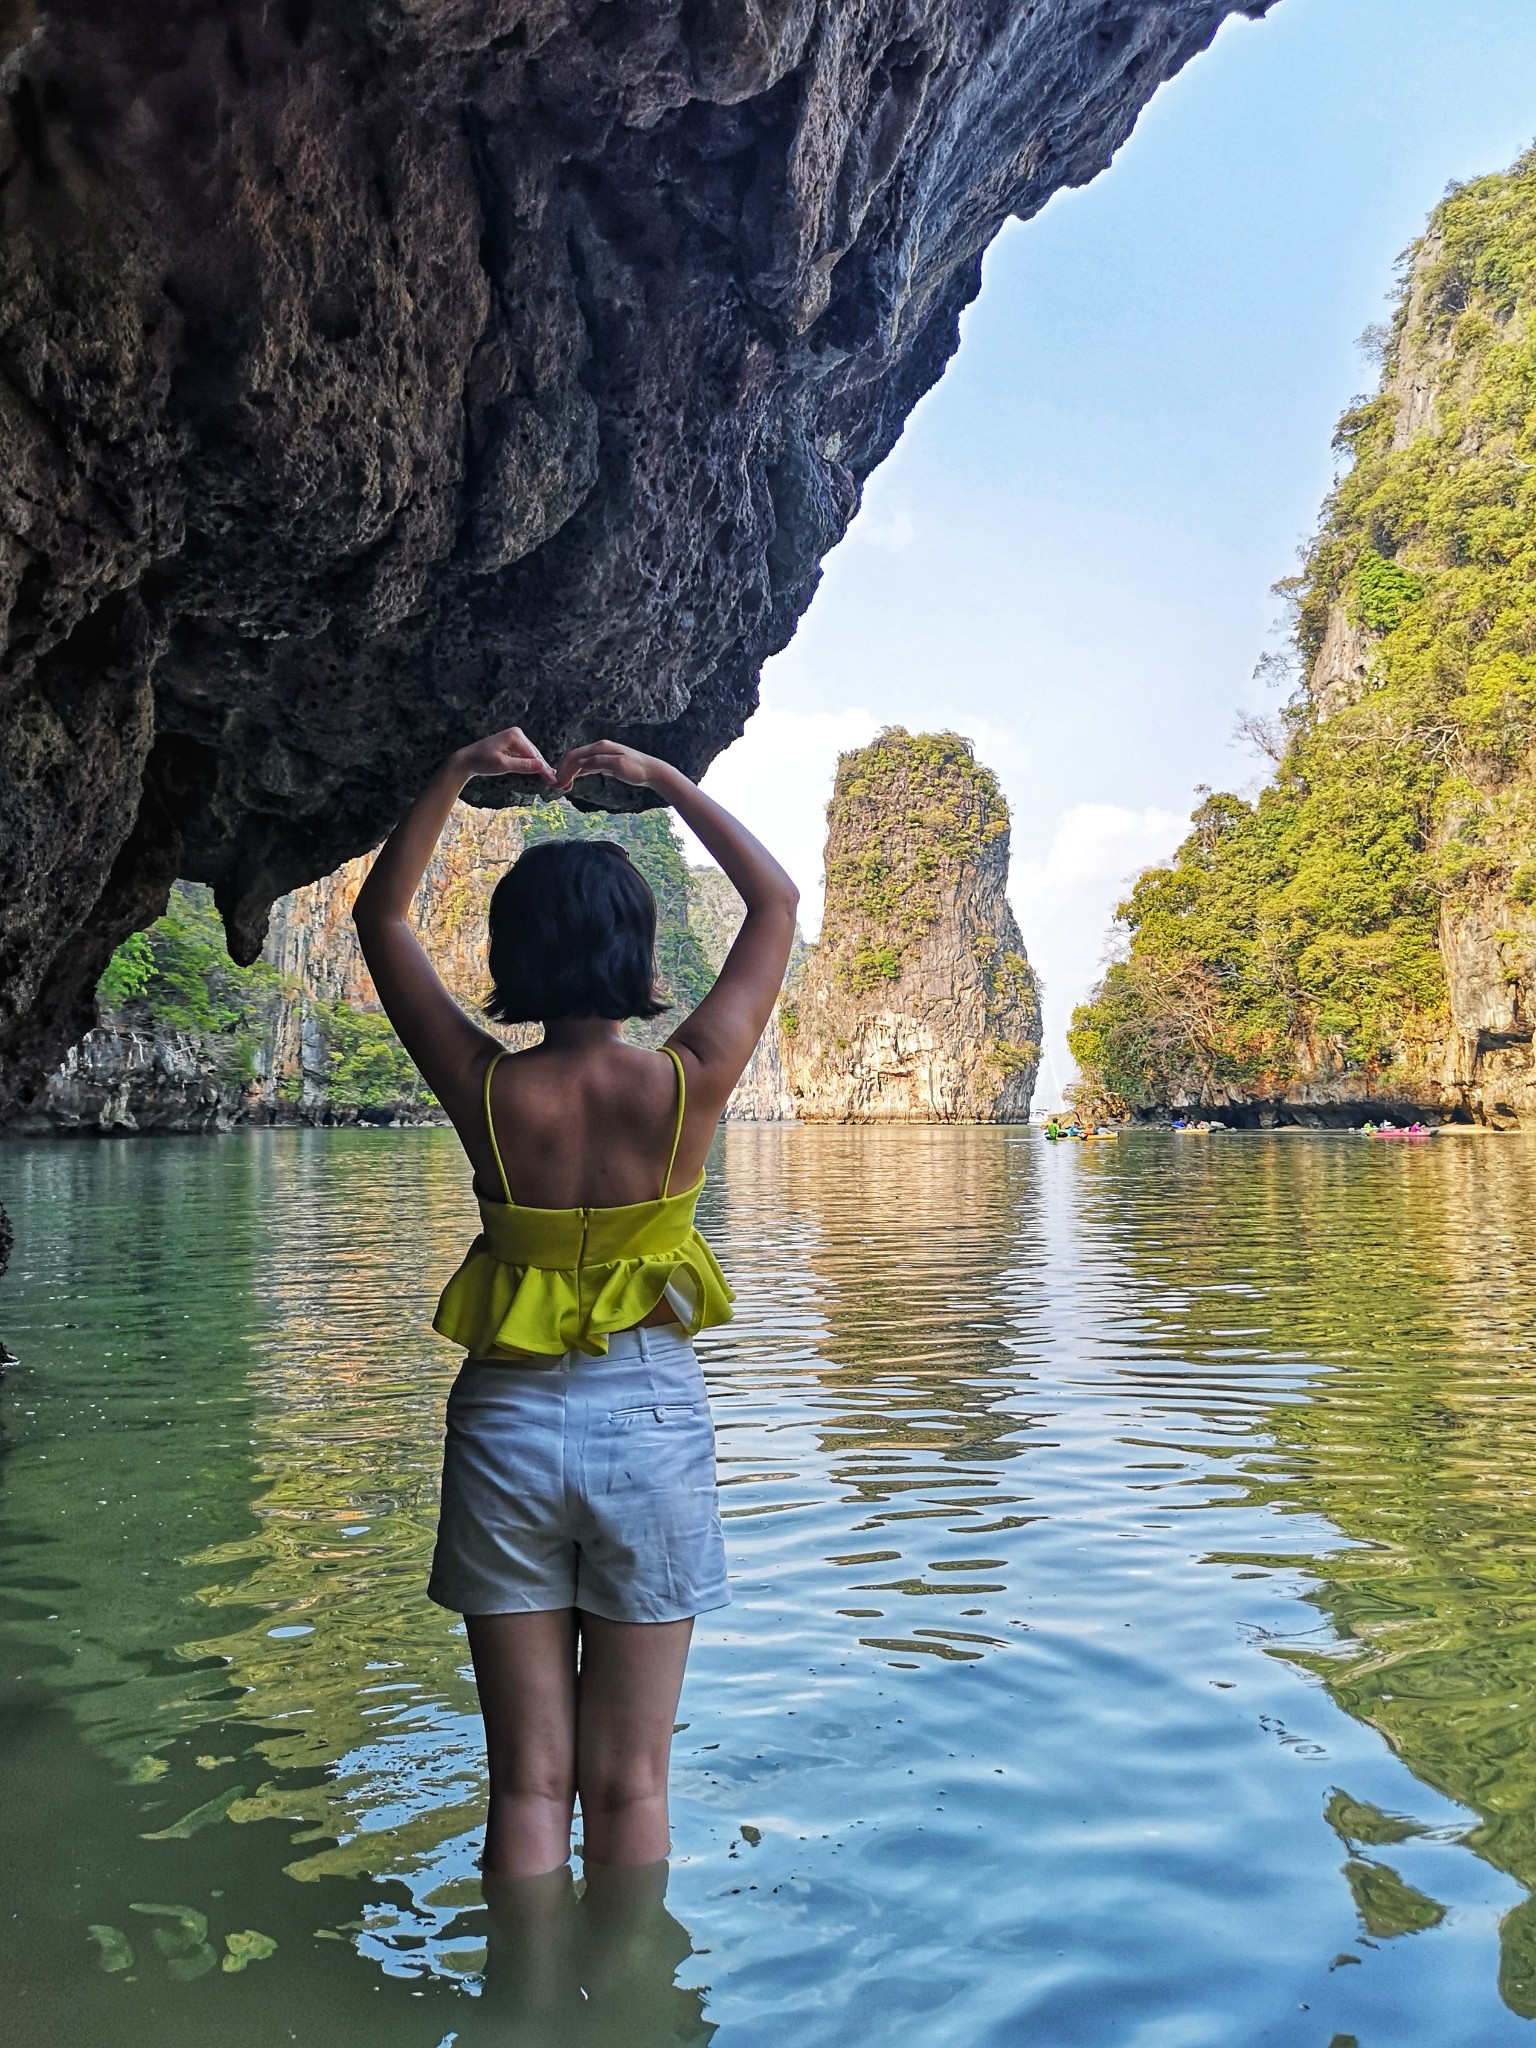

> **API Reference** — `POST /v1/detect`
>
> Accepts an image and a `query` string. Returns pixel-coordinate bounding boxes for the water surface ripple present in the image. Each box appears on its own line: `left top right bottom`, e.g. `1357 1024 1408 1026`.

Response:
3 1125 1536 2045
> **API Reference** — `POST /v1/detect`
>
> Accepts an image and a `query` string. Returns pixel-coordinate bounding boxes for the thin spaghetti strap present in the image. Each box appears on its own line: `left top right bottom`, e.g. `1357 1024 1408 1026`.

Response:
661 1045 686 1197
482 1052 514 1206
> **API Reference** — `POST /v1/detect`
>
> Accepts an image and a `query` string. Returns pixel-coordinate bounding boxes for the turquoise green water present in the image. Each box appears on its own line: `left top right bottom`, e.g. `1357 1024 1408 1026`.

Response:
3 1125 1536 2045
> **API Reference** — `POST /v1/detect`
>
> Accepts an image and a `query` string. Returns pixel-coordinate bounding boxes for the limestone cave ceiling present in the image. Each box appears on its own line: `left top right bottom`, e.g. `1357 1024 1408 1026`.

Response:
0 0 1273 1113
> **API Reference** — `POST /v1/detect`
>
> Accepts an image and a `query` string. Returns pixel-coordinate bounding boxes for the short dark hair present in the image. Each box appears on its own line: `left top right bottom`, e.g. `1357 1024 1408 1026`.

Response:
484 838 668 1024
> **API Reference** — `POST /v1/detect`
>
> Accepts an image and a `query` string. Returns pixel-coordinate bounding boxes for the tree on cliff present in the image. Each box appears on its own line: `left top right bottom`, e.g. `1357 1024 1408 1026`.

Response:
1070 144 1536 1121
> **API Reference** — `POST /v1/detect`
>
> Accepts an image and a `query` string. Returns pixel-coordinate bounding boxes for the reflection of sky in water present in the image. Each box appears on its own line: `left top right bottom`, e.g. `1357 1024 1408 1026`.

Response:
4 1126 1536 2042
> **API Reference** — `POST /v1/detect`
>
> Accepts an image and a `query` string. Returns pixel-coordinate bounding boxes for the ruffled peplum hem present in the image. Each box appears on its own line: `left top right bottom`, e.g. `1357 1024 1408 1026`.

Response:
433 1231 734 1361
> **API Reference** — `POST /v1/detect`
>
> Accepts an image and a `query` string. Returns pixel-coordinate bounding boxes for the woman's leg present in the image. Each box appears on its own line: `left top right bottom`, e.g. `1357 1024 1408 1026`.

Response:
574 1613 694 1867
472 1865 581 2043
466 1608 580 1876
579 1858 701 2047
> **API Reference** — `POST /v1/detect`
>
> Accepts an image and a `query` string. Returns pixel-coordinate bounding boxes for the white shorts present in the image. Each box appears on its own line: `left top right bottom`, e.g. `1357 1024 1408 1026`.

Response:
427 1324 730 1624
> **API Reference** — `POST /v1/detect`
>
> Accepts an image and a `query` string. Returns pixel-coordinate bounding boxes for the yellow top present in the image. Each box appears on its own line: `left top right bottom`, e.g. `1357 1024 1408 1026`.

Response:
432 1045 734 1360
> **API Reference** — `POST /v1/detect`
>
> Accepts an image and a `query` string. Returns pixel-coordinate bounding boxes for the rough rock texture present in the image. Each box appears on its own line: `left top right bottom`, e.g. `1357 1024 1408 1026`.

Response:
261 798 529 1115
1307 234 1455 726
786 730 1040 1121
1435 877 1536 1130
10 1022 246 1135
729 1018 800 1122
0 0 1272 1125
5 803 531 1132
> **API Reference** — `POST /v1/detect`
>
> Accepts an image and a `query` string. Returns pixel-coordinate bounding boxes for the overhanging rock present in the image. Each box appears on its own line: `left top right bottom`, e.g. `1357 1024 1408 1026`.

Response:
0 0 1273 1116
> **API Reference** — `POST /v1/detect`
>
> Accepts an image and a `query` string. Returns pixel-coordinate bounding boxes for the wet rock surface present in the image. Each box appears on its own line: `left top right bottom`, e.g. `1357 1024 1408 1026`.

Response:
0 0 1269 1118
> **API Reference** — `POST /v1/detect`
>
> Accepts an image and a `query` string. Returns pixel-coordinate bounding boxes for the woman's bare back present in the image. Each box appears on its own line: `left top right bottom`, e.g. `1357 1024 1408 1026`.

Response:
462 1033 705 1211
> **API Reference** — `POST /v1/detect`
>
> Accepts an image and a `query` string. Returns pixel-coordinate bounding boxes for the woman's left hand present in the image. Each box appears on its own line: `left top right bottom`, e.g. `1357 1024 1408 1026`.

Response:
452 728 557 784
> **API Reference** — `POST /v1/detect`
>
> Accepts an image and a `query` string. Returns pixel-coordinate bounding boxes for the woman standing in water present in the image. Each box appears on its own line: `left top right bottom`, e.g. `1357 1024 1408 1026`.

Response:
352 727 797 1881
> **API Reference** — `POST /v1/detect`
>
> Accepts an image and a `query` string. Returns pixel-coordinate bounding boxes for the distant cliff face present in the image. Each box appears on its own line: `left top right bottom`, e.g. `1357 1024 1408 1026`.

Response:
685 864 804 1122
262 803 529 1115
1071 146 1536 1128
27 1025 242 1137
22 748 1039 1133
786 730 1040 1122
14 806 525 1134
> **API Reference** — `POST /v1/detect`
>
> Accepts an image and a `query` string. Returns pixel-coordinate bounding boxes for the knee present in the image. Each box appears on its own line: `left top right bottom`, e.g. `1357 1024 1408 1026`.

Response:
577 1751 667 1818
485 1740 574 1807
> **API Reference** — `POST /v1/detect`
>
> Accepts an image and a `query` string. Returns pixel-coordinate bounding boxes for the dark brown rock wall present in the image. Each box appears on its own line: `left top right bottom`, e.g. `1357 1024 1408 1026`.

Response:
0 0 1272 1119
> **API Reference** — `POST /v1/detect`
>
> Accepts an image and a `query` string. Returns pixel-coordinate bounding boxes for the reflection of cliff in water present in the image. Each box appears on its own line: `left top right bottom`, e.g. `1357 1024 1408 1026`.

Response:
720 1125 1044 1489
708 1127 1046 1672
1071 1135 1536 2016
187 1127 488 1883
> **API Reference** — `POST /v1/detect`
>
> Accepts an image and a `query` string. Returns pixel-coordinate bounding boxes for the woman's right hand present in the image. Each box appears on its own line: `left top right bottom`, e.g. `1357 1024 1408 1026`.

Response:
452 728 557 785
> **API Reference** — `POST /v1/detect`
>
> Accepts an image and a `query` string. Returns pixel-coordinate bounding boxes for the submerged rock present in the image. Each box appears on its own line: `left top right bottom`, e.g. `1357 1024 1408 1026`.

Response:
0 0 1272 1120
787 730 1040 1122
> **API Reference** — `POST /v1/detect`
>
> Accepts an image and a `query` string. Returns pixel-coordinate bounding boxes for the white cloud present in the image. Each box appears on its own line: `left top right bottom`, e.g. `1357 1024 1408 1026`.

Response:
677 703 882 933
1010 803 1186 1098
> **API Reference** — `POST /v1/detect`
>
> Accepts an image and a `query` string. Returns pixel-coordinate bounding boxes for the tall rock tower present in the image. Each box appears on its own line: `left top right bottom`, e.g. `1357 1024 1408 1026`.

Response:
787 730 1040 1123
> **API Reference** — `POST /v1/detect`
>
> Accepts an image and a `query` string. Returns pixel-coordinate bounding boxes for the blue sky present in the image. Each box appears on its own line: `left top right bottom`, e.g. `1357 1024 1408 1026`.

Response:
682 0 1536 1094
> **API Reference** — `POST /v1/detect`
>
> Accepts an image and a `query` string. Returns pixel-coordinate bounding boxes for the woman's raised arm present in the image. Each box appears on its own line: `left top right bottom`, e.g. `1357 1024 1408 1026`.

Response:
552 741 799 1112
352 729 555 1104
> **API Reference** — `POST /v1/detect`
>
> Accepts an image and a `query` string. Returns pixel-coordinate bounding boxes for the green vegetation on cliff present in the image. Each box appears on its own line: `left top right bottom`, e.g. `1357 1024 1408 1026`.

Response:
1071 146 1536 1111
317 1004 436 1112
788 727 1040 1122
98 885 286 1086
824 729 1012 994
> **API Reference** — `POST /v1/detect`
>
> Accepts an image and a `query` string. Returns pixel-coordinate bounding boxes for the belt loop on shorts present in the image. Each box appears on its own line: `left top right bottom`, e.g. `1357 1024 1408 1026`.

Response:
636 1325 652 1364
